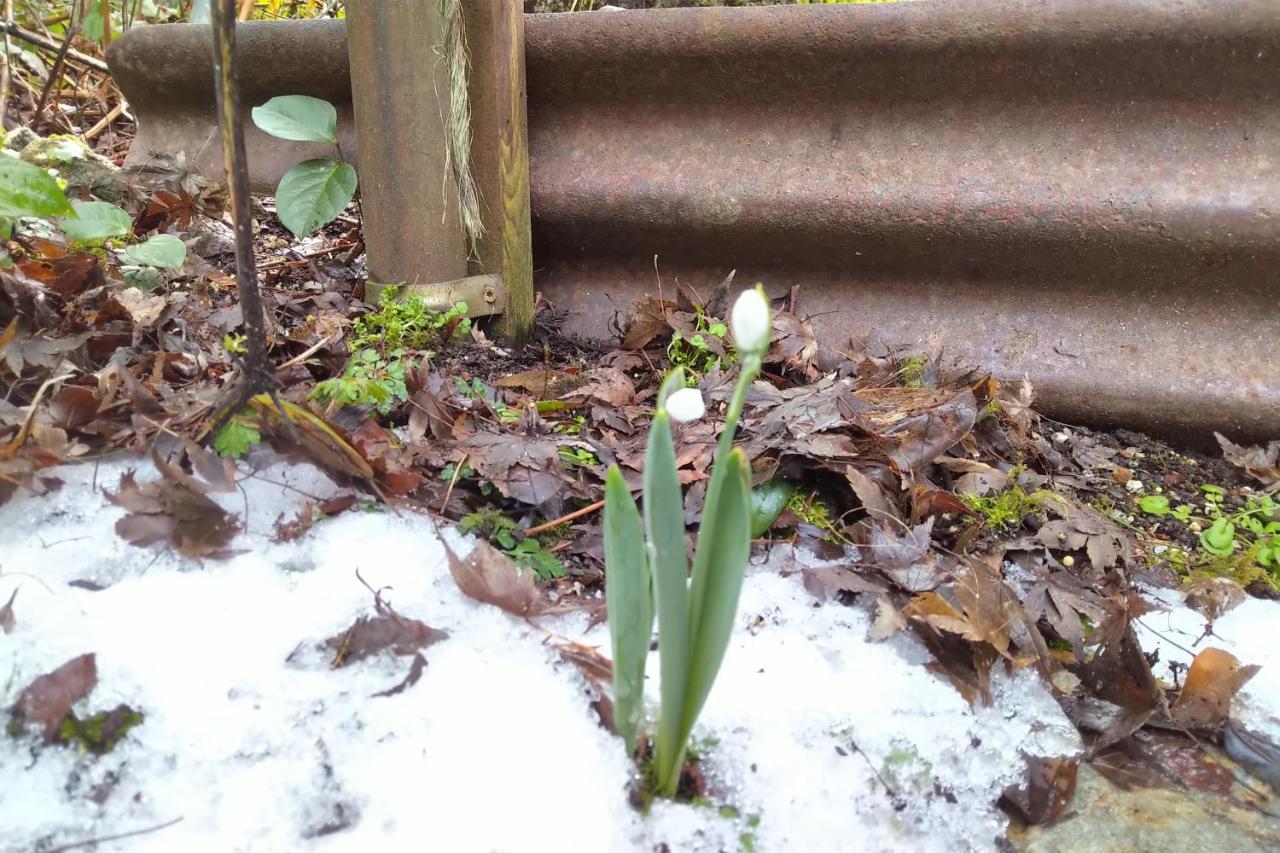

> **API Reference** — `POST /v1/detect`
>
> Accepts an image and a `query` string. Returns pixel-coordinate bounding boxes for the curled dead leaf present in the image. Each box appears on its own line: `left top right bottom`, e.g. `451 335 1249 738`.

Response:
443 538 546 618
9 653 97 740
1170 648 1260 731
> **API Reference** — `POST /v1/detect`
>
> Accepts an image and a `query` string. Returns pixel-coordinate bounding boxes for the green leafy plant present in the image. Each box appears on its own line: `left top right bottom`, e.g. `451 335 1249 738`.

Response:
1138 494 1194 522
458 508 566 580
667 313 731 383
0 156 73 225
558 446 599 469
59 200 132 243
605 286 769 797
251 95 357 237
213 418 263 459
1139 485 1279 571
121 233 187 269
310 348 407 414
351 289 471 353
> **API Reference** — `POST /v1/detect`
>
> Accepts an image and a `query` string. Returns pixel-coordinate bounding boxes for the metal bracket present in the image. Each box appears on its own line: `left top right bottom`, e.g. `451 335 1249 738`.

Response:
364 273 506 319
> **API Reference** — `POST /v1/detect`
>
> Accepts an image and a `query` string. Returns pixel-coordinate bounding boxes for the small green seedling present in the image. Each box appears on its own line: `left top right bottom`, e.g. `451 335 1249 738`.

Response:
605 286 770 797
459 508 566 580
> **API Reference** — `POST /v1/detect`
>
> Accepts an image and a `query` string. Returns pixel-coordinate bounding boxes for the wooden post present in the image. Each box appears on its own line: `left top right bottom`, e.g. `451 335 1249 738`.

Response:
463 0 535 346
345 1 468 298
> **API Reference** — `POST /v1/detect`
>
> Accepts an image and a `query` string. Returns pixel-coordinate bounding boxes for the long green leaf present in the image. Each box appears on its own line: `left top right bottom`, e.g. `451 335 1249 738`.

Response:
604 464 652 755
681 448 752 750
647 370 691 796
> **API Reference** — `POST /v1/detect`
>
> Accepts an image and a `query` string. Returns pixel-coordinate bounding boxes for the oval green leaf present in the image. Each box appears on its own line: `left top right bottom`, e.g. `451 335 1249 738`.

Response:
1137 494 1170 517
0 156 73 219
251 95 338 143
123 234 187 269
61 201 132 242
275 159 357 238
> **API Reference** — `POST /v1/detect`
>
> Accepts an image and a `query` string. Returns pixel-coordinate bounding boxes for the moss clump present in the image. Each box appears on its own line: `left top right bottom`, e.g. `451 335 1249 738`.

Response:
55 704 144 754
1190 553 1280 594
896 355 929 388
786 491 846 544
19 134 125 202
962 485 1050 532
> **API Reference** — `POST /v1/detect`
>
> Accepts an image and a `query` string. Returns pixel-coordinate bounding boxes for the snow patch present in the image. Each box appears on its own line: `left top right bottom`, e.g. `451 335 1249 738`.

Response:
7 454 1270 852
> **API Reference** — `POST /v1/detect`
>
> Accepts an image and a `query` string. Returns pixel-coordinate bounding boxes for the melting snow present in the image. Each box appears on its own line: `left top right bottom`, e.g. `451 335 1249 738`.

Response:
0 454 1270 852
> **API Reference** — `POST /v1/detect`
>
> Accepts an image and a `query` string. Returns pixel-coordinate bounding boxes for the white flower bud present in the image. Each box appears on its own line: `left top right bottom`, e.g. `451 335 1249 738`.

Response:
730 286 771 355
665 387 705 423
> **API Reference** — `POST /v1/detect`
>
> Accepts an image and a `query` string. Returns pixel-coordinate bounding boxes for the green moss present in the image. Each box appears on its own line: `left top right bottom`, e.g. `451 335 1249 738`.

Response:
786 491 846 544
55 705 144 754
961 485 1050 532
1190 551 1280 594
896 354 929 388
19 134 125 202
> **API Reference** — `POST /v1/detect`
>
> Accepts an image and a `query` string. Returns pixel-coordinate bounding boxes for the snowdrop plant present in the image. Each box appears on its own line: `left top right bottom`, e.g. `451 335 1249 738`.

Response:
605 286 771 797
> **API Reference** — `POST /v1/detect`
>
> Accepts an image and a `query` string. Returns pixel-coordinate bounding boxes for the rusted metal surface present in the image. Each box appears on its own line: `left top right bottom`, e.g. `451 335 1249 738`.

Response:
108 20 354 191
107 1 1280 441
346 1 468 291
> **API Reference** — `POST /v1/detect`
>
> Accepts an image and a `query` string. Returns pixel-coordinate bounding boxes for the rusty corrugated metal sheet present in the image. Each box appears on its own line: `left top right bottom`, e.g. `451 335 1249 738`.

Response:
108 1 1280 441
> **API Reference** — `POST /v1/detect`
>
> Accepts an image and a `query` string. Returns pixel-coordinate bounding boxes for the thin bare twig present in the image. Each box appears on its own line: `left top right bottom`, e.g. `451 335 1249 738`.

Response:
0 0 14 124
0 20 109 73
44 817 184 853
524 499 605 536
32 1 84 125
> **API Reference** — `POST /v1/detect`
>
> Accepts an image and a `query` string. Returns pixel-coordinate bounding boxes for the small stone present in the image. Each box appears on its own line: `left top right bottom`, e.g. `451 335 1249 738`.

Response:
1125 479 1145 493
1052 431 1071 445
1112 467 1133 485
1119 447 1137 459
1190 521 1202 533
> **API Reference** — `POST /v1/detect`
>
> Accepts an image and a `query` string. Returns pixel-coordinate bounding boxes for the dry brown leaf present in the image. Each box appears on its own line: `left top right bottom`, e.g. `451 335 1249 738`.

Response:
765 310 818 376
371 653 428 699
844 466 900 524
869 595 906 640
561 367 635 407
1182 577 1247 623
1214 432 1280 487
801 565 886 603
621 296 674 351
443 539 545 618
325 612 449 668
9 653 97 740
1036 497 1134 570
868 519 951 593
1170 648 1260 731
106 449 240 559
496 368 580 399
884 390 978 480
47 384 101 430
999 755 1078 827
460 430 567 506
0 587 16 634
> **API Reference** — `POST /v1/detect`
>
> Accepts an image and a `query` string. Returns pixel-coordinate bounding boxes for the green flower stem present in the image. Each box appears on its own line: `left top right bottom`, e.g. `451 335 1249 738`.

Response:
657 353 762 797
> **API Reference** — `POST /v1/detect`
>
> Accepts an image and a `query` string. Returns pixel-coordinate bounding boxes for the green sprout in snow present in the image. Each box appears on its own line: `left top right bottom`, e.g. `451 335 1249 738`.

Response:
605 286 771 798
